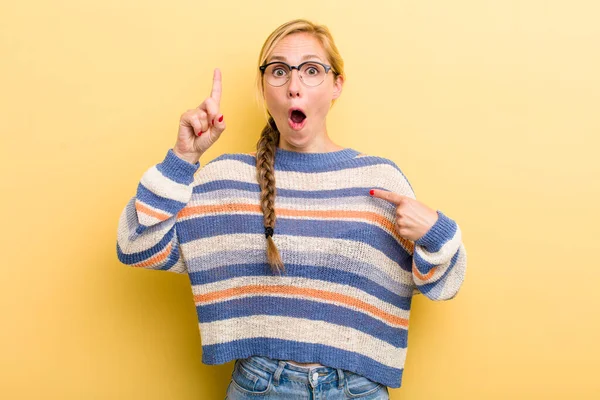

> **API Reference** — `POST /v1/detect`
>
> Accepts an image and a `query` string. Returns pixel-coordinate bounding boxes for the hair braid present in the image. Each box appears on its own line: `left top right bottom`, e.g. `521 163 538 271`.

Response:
256 117 285 274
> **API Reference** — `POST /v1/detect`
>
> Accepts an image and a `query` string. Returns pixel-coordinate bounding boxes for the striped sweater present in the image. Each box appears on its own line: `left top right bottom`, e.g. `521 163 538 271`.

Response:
116 147 467 388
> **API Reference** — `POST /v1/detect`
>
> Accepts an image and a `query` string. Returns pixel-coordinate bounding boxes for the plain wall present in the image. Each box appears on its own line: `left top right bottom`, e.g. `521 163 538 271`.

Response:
1 0 598 398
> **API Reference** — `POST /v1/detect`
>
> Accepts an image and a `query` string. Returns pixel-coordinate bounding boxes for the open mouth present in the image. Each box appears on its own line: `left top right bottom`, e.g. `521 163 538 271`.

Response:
288 108 307 130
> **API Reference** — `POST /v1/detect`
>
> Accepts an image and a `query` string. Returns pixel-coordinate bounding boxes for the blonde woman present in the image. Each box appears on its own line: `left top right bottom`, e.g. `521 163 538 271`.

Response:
117 19 467 399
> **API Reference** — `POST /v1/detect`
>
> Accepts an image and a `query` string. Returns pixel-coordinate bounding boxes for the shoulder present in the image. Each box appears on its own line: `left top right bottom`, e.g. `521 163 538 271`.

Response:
353 151 416 196
205 151 256 167
353 151 412 181
191 151 257 185
352 151 403 171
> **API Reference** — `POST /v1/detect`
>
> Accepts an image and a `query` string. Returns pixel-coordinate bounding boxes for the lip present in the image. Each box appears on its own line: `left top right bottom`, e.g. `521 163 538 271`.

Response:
288 107 307 131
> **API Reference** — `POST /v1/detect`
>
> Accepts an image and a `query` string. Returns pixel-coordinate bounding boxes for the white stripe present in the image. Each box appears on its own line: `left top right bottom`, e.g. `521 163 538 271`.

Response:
141 165 193 203
438 243 467 300
199 315 407 368
135 199 170 217
415 225 462 265
117 198 176 254
178 209 403 250
135 200 170 226
181 234 414 285
190 192 395 214
412 227 462 285
196 159 411 193
186 248 414 297
192 275 410 322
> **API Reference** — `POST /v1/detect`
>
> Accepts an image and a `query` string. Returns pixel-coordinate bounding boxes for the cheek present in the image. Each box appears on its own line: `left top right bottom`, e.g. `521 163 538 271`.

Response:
312 87 333 114
264 88 285 112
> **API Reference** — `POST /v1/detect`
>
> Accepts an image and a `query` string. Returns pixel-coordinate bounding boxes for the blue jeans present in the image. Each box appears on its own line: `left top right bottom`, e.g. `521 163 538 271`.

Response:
225 355 390 399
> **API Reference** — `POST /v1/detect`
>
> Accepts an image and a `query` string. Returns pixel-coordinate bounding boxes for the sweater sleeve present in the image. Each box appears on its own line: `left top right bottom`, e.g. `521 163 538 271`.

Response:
411 210 467 301
116 149 200 274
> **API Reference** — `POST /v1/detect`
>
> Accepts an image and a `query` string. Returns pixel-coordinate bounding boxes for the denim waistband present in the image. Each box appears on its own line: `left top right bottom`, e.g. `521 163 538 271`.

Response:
237 355 346 388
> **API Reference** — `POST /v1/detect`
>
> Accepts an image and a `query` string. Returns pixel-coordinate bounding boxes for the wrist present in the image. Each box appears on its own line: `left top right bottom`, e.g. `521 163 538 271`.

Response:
172 148 202 164
159 149 200 185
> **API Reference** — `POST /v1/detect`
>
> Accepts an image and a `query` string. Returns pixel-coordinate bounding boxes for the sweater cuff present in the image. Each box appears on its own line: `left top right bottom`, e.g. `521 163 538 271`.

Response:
414 211 457 252
156 149 201 185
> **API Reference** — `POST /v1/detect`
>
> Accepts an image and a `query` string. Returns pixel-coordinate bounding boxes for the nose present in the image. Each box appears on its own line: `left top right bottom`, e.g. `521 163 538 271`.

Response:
287 69 302 98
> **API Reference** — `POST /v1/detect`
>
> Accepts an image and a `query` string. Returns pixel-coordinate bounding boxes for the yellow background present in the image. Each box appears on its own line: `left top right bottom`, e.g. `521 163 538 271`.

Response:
1 0 598 398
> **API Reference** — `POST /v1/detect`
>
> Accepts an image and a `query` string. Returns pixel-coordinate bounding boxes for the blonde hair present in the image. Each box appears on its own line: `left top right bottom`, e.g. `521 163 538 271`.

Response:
255 19 346 274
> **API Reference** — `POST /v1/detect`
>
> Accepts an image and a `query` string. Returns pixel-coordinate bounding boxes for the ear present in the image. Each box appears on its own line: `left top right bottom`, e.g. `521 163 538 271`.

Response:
332 74 344 100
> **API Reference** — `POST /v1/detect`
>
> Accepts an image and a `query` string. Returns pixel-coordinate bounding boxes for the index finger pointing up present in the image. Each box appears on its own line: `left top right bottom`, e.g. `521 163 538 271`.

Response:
211 68 222 105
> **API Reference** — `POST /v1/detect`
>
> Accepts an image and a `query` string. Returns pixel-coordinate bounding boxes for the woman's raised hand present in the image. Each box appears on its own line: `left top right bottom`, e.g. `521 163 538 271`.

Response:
173 68 226 164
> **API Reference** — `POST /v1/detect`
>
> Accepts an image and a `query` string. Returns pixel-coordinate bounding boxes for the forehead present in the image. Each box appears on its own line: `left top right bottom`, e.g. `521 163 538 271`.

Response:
268 32 327 63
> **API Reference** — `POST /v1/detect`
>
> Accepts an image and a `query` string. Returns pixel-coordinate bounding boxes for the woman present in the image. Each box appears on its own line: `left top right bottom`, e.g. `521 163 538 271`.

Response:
117 19 467 399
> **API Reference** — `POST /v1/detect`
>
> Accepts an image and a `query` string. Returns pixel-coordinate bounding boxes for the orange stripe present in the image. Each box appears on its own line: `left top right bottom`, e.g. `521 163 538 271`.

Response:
136 200 170 222
178 203 260 218
178 204 414 252
133 243 172 268
194 285 408 327
412 258 437 281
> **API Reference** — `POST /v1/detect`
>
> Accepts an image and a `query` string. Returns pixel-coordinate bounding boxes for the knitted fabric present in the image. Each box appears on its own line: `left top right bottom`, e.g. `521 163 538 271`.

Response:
116 147 467 388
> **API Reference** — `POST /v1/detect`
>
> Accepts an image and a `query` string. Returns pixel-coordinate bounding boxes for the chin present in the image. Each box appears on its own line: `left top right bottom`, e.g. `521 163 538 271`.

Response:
281 135 315 151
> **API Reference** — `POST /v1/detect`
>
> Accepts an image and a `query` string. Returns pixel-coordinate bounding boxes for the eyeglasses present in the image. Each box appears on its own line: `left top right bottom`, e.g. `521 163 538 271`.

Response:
259 61 333 87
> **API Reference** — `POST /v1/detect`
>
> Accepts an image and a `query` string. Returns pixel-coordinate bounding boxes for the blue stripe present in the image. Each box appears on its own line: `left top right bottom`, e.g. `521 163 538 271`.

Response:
135 224 148 235
187 249 414 297
201 337 404 388
416 249 461 297
116 227 175 265
136 183 187 215
156 149 199 184
160 245 181 270
196 297 407 347
193 179 390 200
414 211 457 252
413 249 437 275
209 151 415 193
177 215 412 272
189 263 412 310
209 152 408 175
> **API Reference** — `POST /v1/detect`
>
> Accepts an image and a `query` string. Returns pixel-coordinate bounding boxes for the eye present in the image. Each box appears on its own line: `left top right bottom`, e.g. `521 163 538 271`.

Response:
303 64 322 76
271 66 288 77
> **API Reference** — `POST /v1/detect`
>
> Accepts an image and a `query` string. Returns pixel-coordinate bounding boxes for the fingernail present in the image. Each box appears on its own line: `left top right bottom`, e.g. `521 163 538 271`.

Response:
198 131 202 136
218 115 224 122
369 190 374 196
212 119 214 125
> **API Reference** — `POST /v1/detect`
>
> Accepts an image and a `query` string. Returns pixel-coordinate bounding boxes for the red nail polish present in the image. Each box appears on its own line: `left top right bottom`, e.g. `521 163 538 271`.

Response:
218 115 224 122
212 119 214 125
369 190 374 196
198 131 202 136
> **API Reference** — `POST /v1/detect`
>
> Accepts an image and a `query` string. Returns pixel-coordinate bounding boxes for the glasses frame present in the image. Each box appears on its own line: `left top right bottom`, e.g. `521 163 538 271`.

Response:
259 60 333 87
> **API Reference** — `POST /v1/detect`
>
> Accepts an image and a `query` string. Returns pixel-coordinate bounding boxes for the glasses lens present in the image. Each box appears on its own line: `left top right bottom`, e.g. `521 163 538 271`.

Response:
262 62 328 87
264 63 290 87
300 63 326 86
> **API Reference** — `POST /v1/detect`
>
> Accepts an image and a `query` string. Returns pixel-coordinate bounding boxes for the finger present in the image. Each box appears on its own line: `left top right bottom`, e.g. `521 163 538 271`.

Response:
181 111 203 136
370 189 407 206
204 97 220 127
211 68 222 105
191 113 208 135
186 117 203 136
211 113 226 136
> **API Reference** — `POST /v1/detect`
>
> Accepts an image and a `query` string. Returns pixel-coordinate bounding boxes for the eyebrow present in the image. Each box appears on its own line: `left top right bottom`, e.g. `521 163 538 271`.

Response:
267 54 323 63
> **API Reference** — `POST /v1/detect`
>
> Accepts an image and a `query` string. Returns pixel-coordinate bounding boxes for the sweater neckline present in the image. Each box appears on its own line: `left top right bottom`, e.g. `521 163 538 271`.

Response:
274 147 360 167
